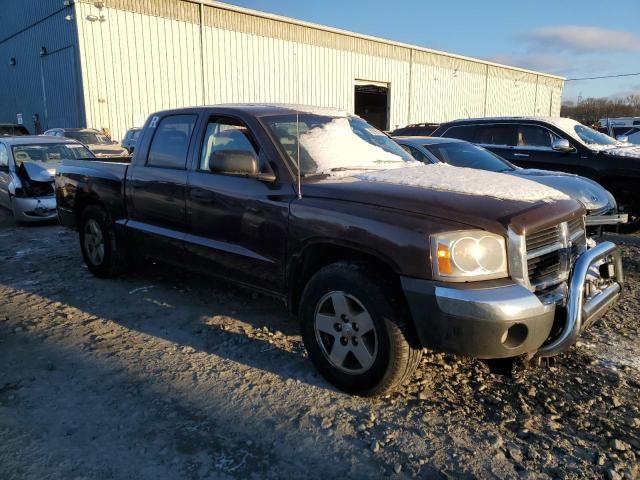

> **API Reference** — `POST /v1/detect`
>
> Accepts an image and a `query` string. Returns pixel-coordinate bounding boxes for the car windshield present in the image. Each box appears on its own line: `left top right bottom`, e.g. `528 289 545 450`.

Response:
131 130 141 140
12 143 94 164
424 142 514 172
574 125 618 146
263 113 415 176
65 131 111 145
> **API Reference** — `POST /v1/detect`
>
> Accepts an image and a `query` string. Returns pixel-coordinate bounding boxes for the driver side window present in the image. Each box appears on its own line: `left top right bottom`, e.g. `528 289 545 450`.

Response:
199 117 273 176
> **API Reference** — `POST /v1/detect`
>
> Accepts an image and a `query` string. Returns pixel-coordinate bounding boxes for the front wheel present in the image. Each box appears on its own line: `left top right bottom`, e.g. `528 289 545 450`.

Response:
300 261 422 396
79 205 129 277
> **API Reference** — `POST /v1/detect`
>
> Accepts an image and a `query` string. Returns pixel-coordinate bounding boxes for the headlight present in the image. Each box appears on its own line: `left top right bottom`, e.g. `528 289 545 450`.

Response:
431 230 508 281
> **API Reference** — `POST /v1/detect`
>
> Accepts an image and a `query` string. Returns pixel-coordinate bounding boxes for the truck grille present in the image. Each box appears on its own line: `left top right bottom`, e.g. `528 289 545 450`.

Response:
525 217 587 290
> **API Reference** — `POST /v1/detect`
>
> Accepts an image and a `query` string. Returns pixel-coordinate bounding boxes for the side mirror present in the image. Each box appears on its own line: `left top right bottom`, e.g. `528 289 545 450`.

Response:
210 149 258 176
616 135 629 143
552 138 573 153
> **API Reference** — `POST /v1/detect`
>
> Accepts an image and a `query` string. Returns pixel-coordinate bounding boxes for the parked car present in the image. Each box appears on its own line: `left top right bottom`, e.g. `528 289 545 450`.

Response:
597 117 640 138
43 128 128 157
0 136 94 222
619 127 640 145
55 105 622 396
122 127 142 153
391 123 440 137
0 123 29 136
394 136 626 232
433 117 640 232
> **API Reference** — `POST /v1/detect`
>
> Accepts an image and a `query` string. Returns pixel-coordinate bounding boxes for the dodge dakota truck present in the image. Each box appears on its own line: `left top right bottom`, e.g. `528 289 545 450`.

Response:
55 105 623 396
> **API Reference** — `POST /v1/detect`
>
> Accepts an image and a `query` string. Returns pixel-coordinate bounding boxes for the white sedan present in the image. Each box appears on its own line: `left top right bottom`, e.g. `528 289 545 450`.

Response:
0 136 94 223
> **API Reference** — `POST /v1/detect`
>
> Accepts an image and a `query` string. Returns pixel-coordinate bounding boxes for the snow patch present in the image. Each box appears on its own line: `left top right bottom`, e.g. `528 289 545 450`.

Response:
299 117 412 174
602 145 640 158
357 163 570 202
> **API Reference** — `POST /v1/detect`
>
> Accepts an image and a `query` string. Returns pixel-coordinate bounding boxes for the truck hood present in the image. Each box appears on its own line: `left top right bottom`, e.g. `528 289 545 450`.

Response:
303 165 583 235
507 168 615 211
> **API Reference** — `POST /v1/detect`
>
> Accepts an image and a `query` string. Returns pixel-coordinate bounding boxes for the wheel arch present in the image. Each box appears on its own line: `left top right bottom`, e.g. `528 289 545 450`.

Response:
287 240 405 316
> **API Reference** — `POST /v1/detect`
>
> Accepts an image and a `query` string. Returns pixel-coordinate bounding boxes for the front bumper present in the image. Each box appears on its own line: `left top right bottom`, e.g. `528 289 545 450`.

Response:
402 241 622 359
12 195 57 222
585 213 628 227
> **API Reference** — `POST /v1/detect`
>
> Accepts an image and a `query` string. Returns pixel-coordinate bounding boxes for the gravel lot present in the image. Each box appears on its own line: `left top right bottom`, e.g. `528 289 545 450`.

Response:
0 208 639 479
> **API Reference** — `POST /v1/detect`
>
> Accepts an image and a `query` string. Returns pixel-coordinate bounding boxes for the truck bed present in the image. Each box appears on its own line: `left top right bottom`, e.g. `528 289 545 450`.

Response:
55 159 129 228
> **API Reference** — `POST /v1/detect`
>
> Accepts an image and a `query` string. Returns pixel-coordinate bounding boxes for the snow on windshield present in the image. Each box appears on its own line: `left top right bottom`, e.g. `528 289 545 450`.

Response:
299 117 411 174
548 118 619 149
265 114 416 175
358 163 570 203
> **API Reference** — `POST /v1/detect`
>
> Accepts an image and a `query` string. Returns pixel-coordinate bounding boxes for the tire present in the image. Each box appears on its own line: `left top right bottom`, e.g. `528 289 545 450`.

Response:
299 261 422 396
79 205 129 277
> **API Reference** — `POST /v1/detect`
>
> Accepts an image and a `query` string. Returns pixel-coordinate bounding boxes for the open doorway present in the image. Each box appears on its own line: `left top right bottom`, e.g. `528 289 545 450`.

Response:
354 80 389 131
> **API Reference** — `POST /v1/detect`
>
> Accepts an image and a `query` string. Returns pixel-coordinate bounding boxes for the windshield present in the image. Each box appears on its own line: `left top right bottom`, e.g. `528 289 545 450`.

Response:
574 125 618 146
424 142 514 172
263 114 414 175
65 131 111 145
12 143 95 164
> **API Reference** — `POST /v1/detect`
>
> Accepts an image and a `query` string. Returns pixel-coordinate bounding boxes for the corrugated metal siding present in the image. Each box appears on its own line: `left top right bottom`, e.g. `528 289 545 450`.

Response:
201 25 410 128
203 5 410 62
71 0 563 139
409 52 487 123
76 1 203 140
0 6 83 130
485 66 538 117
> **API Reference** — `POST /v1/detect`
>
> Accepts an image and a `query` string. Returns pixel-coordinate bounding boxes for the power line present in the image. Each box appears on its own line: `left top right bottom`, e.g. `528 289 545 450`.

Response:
566 72 640 81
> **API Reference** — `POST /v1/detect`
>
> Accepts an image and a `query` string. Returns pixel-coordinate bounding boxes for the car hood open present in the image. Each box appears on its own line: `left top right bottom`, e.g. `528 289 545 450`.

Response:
20 160 61 182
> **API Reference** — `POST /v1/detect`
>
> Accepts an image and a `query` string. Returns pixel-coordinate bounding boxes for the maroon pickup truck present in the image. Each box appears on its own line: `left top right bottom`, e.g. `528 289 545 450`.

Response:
54 105 623 396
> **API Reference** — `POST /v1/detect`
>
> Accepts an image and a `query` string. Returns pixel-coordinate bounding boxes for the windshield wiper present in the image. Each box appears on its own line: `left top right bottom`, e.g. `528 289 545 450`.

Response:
330 167 377 172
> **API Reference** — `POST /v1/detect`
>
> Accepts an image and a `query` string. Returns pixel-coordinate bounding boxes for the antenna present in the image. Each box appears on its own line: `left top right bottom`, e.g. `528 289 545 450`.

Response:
294 50 302 199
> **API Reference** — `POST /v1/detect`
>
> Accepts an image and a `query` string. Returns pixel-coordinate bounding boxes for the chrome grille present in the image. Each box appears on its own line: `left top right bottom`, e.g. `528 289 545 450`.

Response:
525 217 587 290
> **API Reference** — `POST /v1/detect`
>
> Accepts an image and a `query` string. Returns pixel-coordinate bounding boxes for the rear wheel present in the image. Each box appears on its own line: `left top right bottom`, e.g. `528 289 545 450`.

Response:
79 205 129 277
300 261 422 396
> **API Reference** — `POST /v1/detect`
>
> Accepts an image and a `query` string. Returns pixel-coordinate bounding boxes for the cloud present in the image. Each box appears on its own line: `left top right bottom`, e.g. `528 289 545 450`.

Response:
521 26 640 54
486 53 567 74
608 84 640 99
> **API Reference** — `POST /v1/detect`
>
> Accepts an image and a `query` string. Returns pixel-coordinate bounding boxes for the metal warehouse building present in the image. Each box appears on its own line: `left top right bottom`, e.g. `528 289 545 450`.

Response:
0 0 564 140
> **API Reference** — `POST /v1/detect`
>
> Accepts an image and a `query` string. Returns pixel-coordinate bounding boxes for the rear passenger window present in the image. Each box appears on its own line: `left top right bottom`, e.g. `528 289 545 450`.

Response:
474 125 516 146
443 125 475 141
147 114 196 169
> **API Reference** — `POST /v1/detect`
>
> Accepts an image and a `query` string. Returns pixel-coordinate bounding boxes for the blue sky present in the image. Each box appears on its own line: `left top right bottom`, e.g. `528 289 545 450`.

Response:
224 0 640 102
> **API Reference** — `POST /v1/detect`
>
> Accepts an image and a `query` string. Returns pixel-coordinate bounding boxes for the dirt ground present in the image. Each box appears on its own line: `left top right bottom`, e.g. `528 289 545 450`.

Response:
0 208 639 479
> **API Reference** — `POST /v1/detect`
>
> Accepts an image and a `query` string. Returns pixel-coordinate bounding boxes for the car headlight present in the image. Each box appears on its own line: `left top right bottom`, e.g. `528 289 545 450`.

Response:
431 230 508 281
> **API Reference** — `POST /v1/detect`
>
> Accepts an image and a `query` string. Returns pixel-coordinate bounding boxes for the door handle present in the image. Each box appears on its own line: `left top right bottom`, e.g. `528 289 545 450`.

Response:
513 153 529 158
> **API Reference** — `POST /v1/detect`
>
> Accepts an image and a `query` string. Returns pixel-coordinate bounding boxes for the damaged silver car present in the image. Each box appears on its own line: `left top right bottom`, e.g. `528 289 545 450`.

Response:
0 136 94 223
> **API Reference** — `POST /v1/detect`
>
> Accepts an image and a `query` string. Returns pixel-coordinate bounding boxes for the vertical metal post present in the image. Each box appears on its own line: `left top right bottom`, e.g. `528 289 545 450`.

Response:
483 64 489 116
39 58 49 129
407 48 413 126
199 2 206 105
534 75 539 115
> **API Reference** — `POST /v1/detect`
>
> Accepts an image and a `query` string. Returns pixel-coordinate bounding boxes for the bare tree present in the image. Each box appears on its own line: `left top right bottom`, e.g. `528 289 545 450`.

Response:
561 95 640 126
